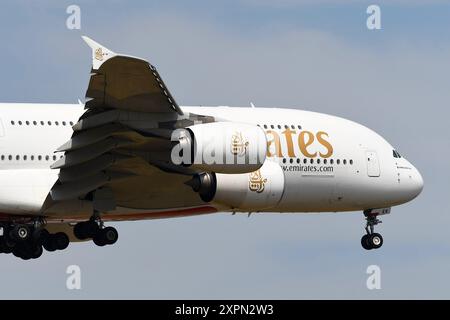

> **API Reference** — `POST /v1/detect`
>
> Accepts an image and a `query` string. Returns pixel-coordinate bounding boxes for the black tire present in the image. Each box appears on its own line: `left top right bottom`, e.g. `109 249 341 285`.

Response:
32 228 49 244
102 227 118 245
73 222 87 240
93 233 106 247
30 245 43 259
54 232 70 250
0 237 13 254
85 221 100 238
12 244 26 258
361 234 372 250
43 236 57 252
369 233 383 249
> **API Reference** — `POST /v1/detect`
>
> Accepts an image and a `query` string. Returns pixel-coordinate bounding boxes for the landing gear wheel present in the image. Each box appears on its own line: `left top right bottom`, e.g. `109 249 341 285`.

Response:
54 233 70 250
369 233 383 249
93 234 106 247
29 245 43 259
74 222 87 240
43 237 57 252
74 221 100 239
10 225 30 241
361 234 372 250
32 228 49 245
13 244 31 260
102 227 118 245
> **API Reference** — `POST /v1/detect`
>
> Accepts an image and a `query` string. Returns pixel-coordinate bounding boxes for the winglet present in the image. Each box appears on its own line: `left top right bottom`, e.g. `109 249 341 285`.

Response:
82 36 116 70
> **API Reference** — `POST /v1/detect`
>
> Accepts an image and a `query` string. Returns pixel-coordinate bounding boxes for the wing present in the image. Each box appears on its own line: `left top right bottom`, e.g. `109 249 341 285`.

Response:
82 36 183 115
45 37 216 214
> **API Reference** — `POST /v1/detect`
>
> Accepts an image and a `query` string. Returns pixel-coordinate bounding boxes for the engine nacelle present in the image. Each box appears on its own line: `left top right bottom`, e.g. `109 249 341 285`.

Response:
189 161 285 211
172 122 267 174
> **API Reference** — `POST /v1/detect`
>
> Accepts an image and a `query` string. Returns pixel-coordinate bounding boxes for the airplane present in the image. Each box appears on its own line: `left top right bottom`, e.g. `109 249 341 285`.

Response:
0 36 423 260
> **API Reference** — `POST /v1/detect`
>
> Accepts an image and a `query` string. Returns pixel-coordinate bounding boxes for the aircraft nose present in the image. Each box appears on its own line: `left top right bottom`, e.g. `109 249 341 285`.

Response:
407 165 424 199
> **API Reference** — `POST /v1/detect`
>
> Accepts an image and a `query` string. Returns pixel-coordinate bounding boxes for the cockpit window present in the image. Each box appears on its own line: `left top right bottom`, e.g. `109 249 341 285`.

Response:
393 150 402 158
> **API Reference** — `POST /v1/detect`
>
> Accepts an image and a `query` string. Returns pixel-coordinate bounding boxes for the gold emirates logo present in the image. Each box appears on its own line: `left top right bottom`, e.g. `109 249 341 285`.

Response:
95 47 104 61
231 132 249 156
249 170 267 193
265 129 333 159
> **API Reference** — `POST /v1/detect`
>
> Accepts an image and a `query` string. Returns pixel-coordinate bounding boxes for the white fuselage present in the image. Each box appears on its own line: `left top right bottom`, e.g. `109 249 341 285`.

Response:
0 103 423 221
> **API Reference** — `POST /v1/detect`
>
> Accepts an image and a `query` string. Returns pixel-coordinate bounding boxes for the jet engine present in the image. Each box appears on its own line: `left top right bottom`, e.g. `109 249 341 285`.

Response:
171 122 267 174
188 161 285 211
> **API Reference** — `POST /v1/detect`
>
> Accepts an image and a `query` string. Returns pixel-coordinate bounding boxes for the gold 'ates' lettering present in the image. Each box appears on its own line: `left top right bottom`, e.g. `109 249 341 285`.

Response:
316 131 333 158
298 131 317 158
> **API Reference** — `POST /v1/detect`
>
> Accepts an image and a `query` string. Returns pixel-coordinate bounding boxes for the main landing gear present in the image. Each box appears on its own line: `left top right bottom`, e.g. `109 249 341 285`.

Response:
0 214 119 260
361 212 383 250
73 216 118 247
0 222 69 260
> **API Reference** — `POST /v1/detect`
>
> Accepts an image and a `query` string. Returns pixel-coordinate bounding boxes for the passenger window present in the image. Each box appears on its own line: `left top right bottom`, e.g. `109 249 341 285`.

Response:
350 159 353 165
337 159 340 165
343 159 347 165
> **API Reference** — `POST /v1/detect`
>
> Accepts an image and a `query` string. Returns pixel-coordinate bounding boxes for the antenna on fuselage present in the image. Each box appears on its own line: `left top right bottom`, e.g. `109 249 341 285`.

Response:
250 102 256 108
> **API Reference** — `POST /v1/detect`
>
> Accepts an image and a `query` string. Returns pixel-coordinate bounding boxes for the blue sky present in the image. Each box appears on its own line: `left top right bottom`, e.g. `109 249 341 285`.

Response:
0 0 449 299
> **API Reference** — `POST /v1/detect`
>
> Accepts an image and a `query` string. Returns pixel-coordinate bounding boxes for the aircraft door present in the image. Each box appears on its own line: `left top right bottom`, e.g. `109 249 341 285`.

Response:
366 151 380 177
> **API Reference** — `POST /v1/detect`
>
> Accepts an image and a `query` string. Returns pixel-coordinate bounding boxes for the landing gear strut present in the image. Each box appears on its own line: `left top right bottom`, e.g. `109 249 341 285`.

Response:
73 215 118 247
361 212 383 250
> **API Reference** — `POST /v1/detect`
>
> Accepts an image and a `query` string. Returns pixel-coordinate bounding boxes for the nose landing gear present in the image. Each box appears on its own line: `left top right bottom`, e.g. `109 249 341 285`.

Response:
361 213 383 250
